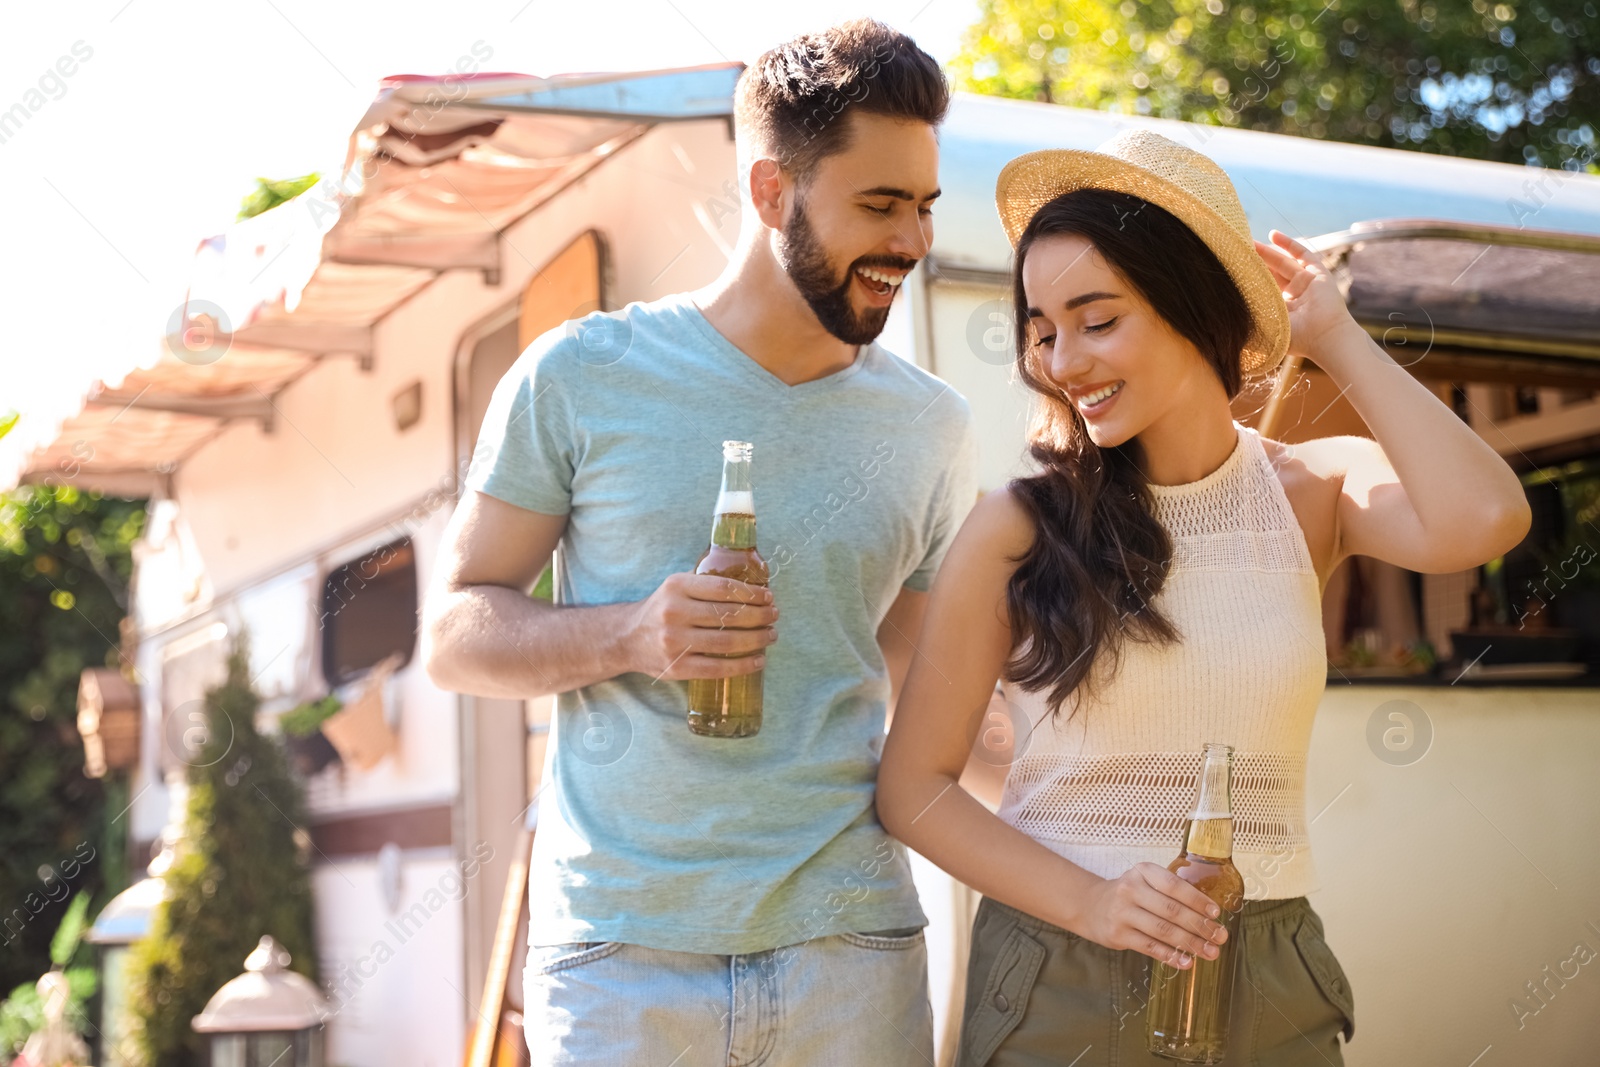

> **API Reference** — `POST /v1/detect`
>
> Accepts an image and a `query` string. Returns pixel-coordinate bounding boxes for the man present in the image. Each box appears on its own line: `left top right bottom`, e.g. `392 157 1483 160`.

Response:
422 19 977 1065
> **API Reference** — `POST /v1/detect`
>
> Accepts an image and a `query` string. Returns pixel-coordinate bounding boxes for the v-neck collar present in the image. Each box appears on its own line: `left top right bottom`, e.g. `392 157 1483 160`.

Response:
672 293 873 393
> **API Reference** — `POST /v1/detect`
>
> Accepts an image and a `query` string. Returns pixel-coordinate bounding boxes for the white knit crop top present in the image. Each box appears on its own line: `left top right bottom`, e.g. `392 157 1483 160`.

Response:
996 419 1327 900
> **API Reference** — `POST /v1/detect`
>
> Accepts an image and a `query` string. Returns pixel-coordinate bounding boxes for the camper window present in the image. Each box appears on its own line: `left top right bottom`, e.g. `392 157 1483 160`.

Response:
321 538 418 686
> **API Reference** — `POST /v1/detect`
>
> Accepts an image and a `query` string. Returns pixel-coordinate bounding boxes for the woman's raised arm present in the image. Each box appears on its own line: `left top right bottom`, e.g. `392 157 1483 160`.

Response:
1256 229 1532 575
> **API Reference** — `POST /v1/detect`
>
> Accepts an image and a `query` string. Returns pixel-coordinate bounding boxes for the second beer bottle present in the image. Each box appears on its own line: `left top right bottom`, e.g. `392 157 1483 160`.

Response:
1146 741 1247 1063
686 440 769 738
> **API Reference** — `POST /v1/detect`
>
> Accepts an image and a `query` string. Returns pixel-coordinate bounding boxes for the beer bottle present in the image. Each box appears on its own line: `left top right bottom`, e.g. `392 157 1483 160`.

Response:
1146 741 1247 1063
686 440 769 738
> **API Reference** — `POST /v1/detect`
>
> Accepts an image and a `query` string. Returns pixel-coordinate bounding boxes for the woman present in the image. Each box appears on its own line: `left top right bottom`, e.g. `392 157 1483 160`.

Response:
877 129 1531 1065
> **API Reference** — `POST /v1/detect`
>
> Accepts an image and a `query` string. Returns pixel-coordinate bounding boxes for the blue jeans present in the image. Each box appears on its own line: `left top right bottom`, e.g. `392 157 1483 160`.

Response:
523 927 935 1065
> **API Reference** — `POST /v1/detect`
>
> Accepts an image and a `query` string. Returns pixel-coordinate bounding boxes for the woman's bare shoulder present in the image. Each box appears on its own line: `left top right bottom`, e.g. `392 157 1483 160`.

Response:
1257 433 1358 583
926 484 1038 642
1262 432 1386 482
961 483 1040 563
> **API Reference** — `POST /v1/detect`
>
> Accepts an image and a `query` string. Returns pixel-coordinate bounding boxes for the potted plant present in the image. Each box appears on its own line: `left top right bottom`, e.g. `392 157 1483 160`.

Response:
317 654 402 772
277 695 342 777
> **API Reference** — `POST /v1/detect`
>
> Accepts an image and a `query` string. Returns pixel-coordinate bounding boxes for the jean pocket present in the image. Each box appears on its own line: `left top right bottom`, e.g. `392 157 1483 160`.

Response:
528 940 623 976
841 926 926 950
963 921 1046 1066
1293 917 1355 1044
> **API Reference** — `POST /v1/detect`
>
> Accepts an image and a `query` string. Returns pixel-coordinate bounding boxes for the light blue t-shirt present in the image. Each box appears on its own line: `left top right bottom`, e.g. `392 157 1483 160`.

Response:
465 291 978 954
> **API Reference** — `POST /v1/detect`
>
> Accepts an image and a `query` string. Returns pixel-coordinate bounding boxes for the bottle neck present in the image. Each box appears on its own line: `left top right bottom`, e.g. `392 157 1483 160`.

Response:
1185 747 1234 860
711 457 756 549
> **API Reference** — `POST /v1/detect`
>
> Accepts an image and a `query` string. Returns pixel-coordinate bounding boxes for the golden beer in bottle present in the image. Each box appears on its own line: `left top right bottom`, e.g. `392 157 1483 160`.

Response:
686 440 769 738
1146 742 1247 1063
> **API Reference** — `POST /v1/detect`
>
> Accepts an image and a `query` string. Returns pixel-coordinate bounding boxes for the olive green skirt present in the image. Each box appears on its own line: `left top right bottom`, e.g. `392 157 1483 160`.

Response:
956 895 1355 1067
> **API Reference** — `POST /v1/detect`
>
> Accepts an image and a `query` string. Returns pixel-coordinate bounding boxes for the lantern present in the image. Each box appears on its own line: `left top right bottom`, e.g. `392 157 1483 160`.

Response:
191 936 328 1067
85 868 167 1067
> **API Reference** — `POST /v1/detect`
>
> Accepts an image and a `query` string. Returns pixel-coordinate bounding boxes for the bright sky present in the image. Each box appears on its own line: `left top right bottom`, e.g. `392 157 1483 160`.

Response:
0 0 979 480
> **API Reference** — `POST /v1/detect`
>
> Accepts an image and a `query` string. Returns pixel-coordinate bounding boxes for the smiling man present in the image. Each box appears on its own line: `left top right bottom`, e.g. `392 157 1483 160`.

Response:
421 19 979 1067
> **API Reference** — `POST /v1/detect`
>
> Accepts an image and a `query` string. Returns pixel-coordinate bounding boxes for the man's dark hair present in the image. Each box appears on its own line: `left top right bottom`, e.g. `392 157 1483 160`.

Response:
735 19 950 185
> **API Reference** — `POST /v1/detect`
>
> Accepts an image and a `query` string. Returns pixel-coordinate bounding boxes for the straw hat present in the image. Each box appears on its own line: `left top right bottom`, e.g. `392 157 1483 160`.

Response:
995 128 1291 378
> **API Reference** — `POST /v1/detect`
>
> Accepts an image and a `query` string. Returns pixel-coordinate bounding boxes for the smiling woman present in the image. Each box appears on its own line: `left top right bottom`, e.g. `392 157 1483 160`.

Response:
1003 186 1257 708
879 128 1531 1067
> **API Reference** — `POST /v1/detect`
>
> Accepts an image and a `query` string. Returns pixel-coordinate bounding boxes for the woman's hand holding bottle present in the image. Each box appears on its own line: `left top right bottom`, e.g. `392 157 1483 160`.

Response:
1074 862 1229 969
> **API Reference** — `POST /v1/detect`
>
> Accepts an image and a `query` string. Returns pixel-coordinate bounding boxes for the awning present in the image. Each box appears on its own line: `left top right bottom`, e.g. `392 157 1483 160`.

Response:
1309 218 1600 384
1254 218 1600 440
11 64 742 494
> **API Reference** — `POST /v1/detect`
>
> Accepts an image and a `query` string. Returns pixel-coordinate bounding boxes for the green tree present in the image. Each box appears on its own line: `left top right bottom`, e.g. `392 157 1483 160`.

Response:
124 636 318 1067
0 486 144 999
952 0 1598 171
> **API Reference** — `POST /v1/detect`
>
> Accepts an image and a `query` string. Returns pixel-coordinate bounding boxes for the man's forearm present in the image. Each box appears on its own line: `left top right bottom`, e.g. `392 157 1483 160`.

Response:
423 584 639 700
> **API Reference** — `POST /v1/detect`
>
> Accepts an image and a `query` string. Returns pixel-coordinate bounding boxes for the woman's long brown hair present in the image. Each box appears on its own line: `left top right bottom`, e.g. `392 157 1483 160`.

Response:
1001 188 1257 723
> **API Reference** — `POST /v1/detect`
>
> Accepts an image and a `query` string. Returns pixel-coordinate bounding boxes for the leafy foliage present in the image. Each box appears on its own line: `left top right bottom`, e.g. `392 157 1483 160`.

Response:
0 485 144 999
952 0 1598 171
124 636 318 1067
0 892 98 1058
237 172 321 221
47 890 91 969
1530 457 1600 586
277 695 342 738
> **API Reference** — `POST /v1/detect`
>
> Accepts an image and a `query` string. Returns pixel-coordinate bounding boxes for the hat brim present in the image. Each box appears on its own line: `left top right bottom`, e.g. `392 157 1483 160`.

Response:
995 148 1291 378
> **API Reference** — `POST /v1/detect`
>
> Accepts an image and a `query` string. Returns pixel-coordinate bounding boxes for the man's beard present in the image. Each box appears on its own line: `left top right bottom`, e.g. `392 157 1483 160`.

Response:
776 196 911 346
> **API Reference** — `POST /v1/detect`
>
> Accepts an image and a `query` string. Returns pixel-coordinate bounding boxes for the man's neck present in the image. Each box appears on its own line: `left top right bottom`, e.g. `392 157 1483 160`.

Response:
688 250 862 388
